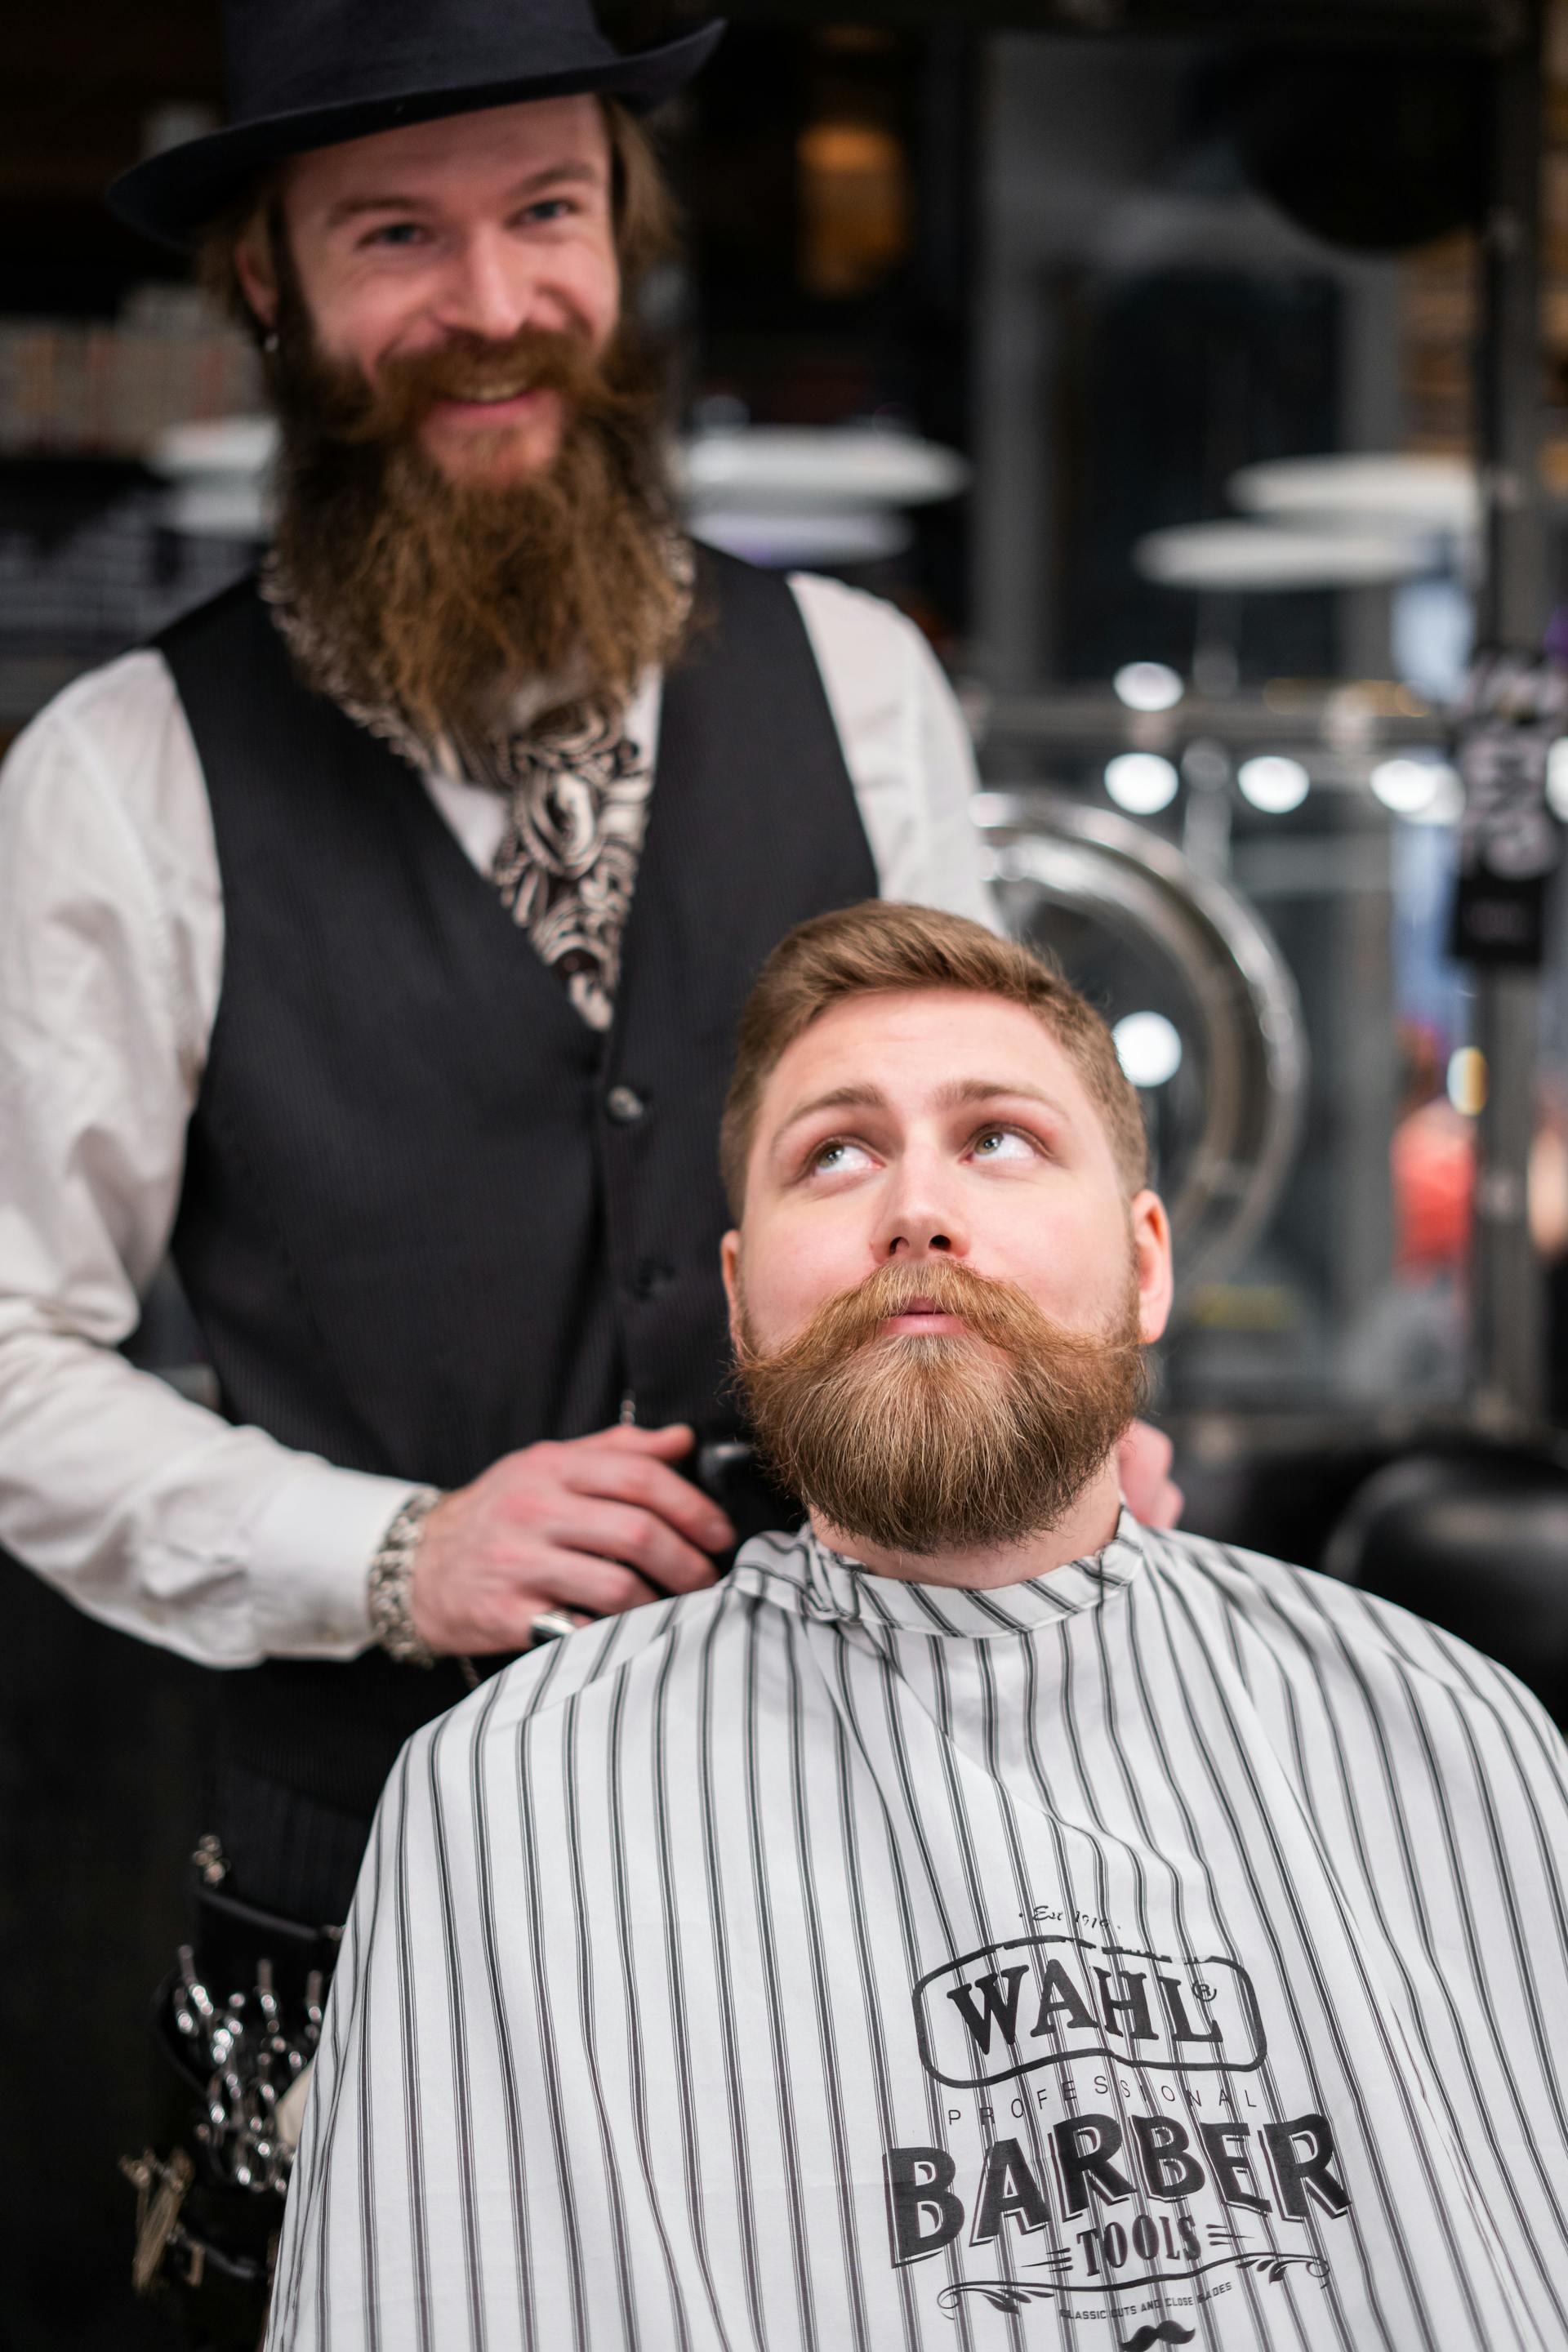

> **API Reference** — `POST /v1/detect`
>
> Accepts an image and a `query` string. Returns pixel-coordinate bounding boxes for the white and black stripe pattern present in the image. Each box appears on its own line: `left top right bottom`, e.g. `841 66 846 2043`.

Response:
267 1515 1568 2351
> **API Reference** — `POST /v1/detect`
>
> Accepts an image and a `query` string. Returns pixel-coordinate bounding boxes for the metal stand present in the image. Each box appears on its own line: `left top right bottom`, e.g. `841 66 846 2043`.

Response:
1471 0 1548 1423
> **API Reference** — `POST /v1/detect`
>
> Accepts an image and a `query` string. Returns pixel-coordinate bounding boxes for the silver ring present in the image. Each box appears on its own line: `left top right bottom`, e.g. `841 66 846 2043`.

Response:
529 1610 580 1649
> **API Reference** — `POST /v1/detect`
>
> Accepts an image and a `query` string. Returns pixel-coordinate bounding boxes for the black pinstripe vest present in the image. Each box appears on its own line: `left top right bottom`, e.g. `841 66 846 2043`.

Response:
157 548 877 1918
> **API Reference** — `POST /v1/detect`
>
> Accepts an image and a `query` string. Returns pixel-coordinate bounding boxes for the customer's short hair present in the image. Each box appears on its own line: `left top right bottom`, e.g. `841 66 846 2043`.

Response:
720 900 1149 1215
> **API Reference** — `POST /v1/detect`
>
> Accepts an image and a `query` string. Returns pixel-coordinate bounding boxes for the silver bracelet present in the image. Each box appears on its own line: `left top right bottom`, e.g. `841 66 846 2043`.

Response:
367 1486 443 1667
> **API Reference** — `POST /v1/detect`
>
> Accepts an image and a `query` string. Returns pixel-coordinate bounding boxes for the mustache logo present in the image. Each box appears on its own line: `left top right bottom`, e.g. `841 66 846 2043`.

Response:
1120 2328 1196 2351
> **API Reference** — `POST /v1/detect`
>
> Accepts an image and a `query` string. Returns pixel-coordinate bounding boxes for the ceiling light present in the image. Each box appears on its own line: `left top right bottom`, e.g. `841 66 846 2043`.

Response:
1405 768 1464 826
1135 522 1429 592
1113 661 1183 713
1230 453 1478 535
679 425 969 510
690 510 910 565
1113 1011 1183 1089
1237 755 1310 813
1104 753 1179 815
1370 756 1450 817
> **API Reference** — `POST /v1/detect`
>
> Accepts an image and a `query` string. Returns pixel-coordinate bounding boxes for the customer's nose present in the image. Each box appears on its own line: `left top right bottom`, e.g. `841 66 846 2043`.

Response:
873 1152 969 1264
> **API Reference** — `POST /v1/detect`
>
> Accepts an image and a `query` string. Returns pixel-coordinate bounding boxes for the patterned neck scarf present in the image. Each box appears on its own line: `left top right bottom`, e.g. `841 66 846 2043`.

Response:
261 541 693 1033
448 706 656 1031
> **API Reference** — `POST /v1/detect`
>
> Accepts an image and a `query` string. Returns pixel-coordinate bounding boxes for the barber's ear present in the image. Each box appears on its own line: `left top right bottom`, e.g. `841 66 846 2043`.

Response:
234 218 280 332
720 1230 743 1352
1130 1191 1174 1346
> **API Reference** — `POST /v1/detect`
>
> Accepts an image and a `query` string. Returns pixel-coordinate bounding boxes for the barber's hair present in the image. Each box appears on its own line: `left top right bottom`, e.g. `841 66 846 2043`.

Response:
195 96 675 341
719 900 1150 1217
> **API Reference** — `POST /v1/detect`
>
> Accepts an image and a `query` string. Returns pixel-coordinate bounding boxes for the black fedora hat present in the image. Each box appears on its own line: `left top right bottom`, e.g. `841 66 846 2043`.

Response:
108 0 724 249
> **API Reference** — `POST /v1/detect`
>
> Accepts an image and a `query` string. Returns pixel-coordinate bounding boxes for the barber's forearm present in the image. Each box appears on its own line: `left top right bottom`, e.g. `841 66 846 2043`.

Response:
0 1318 413 1667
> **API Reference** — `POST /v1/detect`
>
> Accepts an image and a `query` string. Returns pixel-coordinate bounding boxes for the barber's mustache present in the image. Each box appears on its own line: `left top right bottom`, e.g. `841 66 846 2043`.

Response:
309 323 636 446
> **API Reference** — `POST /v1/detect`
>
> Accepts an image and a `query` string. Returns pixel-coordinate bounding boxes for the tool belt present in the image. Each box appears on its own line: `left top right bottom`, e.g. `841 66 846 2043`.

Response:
122 1849 344 2348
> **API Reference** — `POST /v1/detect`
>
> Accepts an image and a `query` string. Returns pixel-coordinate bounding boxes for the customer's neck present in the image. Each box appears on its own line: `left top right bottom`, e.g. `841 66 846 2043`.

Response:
812 1463 1124 1591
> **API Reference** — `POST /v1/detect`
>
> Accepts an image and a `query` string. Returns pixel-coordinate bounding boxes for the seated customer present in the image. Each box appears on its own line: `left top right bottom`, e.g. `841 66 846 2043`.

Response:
269 903 1568 2352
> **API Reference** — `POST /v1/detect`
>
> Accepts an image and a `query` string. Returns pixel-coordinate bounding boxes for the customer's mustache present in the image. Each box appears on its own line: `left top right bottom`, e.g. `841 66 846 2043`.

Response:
763 1255 1108 1366
314 323 636 445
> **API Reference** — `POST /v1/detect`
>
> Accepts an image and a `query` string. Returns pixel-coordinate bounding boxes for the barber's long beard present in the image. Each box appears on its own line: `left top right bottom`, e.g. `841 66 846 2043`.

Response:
736 1258 1147 1557
265 304 688 745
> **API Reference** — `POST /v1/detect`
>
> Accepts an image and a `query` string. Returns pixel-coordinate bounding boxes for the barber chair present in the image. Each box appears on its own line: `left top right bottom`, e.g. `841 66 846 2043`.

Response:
1323 1446 1568 1730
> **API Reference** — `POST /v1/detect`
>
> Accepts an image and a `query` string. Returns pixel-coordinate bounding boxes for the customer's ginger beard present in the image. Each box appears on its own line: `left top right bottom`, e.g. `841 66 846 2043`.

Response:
265 259 688 743
735 1255 1147 1557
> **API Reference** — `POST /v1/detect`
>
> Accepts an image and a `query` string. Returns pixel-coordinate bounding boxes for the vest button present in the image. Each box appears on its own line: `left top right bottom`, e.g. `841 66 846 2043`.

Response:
605 1084 647 1125
632 1258 674 1302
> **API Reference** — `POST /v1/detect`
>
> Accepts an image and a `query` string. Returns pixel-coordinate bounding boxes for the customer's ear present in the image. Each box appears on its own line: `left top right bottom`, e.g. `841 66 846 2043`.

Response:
1130 1191 1174 1344
720 1230 744 1352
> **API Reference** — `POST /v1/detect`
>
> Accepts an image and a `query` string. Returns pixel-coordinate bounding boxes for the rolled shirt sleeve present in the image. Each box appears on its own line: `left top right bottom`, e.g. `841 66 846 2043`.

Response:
0 653 411 1666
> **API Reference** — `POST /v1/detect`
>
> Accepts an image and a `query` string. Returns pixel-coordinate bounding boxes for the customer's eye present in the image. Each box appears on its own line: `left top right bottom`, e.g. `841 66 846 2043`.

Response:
810 1138 873 1174
971 1127 1034 1162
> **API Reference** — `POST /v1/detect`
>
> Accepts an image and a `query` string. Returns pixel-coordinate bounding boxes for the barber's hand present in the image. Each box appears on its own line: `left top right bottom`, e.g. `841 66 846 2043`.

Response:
410 1423 733 1655
1118 1420 1183 1530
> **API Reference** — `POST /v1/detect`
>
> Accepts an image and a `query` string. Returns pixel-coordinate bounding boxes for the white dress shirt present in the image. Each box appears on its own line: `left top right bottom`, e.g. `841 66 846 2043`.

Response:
268 1515 1568 2351
0 572 995 1668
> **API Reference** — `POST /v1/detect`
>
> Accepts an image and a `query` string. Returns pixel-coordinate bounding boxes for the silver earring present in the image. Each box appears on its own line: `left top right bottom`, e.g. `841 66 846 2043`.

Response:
263 329 279 355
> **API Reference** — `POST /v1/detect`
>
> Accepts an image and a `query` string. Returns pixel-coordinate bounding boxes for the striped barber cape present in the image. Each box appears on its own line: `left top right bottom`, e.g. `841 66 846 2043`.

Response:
267 1512 1568 2352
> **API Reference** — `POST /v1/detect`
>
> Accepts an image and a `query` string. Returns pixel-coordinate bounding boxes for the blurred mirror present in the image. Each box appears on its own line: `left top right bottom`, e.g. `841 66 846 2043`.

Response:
976 789 1306 1294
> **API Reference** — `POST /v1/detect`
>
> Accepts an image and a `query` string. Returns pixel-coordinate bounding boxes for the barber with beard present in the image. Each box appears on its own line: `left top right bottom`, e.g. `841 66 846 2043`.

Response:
0 0 1176 2327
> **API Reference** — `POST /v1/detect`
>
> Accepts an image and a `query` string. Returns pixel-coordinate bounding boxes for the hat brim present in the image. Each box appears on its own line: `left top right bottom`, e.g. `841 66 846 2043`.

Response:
107 20 724 249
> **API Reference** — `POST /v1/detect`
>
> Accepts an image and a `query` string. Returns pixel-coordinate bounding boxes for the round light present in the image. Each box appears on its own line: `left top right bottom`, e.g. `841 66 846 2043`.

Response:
1370 756 1443 816
1405 768 1464 826
1370 755 1463 825
1547 737 1568 823
1113 1010 1184 1089
1237 755 1310 814
1104 752 1179 815
1447 1046 1486 1117
1113 661 1183 713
